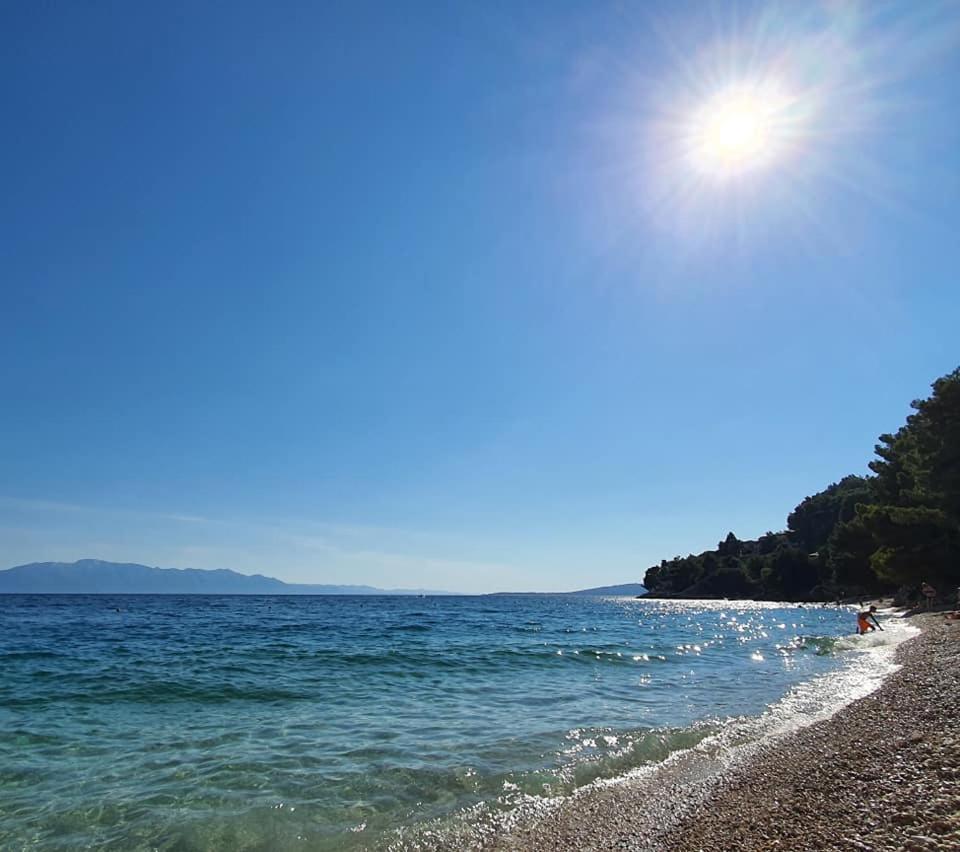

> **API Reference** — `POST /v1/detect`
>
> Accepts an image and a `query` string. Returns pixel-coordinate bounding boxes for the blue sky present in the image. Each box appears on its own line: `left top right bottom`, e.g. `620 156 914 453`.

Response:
2 1 958 592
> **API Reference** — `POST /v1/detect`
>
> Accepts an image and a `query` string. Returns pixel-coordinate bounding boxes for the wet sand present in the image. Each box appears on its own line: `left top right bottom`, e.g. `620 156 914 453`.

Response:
491 614 960 852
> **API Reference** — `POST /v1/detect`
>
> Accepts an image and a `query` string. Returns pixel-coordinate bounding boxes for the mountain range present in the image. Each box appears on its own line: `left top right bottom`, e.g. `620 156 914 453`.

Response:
0 559 645 596
0 559 447 595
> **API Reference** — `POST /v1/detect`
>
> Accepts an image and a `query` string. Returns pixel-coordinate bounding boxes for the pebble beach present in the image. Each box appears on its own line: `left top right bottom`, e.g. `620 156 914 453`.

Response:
491 613 959 852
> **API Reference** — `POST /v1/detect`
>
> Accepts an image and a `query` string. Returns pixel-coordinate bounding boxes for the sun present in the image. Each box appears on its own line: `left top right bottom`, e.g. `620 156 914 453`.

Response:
703 94 768 159
686 82 791 178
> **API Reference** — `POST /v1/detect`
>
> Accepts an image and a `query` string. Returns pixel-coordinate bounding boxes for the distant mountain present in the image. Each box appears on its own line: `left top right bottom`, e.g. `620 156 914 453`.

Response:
0 559 449 595
566 582 647 597
489 582 647 597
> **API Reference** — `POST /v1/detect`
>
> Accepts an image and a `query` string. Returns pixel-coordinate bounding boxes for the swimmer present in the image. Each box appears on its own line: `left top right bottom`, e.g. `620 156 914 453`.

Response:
857 606 882 635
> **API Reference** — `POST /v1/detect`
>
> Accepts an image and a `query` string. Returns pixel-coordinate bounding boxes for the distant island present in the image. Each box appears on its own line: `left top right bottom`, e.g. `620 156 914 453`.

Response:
643 367 960 604
0 559 450 595
489 582 647 597
565 582 647 596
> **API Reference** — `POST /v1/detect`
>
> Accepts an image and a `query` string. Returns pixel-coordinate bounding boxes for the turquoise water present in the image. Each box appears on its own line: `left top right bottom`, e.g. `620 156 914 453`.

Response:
1 595 864 850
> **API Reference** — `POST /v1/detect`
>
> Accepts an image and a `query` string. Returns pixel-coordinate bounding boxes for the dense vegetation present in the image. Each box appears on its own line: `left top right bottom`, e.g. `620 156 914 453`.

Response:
643 368 960 602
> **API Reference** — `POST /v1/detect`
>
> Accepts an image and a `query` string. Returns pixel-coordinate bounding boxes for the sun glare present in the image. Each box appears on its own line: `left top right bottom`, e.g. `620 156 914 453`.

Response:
634 2 955 242
687 82 792 178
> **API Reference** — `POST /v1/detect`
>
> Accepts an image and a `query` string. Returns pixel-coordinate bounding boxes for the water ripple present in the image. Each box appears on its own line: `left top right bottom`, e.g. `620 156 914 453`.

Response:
0 594 861 850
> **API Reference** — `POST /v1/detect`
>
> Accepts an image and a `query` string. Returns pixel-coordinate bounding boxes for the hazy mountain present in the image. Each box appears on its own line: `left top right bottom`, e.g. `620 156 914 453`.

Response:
0 559 448 595
489 582 647 597
565 582 647 596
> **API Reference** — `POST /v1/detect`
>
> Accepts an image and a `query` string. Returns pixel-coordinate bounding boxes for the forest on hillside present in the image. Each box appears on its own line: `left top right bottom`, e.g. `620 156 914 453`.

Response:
643 367 960 603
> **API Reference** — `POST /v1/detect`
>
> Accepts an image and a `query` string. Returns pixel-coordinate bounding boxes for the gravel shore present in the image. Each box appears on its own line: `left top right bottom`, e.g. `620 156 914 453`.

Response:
491 614 959 852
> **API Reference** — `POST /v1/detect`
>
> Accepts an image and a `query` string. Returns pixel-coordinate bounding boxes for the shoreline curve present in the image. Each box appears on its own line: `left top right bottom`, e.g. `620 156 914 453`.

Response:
482 612 958 852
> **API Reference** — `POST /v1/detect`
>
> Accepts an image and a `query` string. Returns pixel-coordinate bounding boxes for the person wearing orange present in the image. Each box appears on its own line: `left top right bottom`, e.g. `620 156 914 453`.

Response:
857 605 882 634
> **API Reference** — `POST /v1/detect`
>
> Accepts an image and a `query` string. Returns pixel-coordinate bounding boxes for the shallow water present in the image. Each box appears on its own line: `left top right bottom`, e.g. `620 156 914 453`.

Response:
0 595 880 850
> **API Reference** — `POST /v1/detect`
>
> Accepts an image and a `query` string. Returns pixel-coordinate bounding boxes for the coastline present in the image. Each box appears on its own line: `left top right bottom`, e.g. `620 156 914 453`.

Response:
485 613 958 852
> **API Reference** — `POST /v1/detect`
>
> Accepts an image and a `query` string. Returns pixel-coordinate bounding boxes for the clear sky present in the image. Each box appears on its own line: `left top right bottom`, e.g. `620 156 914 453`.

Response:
2 1 958 593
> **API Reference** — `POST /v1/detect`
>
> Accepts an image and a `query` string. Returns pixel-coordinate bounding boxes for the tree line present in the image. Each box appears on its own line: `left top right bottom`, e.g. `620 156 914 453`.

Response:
643 367 960 602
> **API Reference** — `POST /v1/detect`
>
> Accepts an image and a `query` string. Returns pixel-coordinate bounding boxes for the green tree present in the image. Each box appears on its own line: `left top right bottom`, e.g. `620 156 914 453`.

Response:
859 368 960 589
860 505 957 587
717 532 743 557
826 513 884 594
787 476 874 555
760 546 819 600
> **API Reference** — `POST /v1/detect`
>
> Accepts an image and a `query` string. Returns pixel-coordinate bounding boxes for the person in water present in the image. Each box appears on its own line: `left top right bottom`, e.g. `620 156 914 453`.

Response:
857 606 882 635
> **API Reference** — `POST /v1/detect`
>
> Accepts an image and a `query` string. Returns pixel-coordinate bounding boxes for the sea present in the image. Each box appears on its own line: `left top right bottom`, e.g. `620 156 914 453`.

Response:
0 594 914 850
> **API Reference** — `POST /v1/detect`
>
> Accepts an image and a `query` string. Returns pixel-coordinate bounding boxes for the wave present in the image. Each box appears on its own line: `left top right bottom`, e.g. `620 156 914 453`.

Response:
792 620 914 656
385 624 435 632
3 680 310 707
832 627 912 651
216 644 668 671
0 650 64 661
